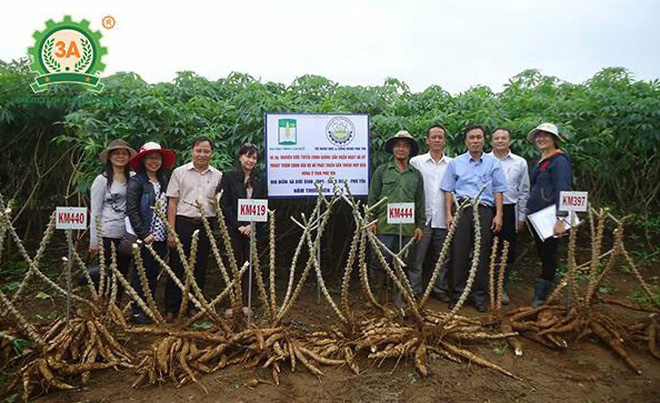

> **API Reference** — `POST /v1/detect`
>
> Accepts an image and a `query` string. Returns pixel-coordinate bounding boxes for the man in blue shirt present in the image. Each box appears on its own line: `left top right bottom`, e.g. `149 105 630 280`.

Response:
441 125 507 312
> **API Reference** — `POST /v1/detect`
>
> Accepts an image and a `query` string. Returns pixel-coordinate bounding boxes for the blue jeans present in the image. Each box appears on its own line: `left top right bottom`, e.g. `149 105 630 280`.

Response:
411 224 449 296
132 241 167 317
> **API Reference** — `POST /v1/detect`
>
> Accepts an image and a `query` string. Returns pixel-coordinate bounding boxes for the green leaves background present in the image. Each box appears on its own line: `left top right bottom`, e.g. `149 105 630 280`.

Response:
1 58 659 231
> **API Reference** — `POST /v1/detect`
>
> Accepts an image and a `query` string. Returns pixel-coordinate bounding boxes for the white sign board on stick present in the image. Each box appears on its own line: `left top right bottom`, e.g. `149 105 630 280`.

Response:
265 113 370 198
55 207 87 230
559 191 589 212
387 203 415 224
237 199 269 222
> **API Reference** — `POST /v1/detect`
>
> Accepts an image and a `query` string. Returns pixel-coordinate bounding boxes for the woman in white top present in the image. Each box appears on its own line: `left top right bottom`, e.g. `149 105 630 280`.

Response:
89 139 137 295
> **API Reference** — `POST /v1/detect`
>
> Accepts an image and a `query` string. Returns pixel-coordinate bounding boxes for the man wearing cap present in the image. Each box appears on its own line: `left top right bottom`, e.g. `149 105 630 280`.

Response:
526 123 572 307
165 136 222 320
487 127 530 305
368 130 425 303
441 125 507 312
409 124 453 300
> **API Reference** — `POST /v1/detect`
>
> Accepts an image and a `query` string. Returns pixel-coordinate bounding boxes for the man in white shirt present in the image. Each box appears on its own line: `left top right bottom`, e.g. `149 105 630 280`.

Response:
409 125 453 300
488 127 530 304
164 136 222 320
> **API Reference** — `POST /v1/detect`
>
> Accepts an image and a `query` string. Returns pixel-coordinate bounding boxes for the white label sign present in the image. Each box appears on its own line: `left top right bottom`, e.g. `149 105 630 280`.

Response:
559 191 588 212
237 199 269 222
387 203 415 224
265 114 370 198
55 207 87 230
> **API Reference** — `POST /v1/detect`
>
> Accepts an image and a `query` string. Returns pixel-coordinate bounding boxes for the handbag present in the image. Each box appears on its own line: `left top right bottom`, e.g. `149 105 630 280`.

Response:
118 233 138 257
118 217 139 257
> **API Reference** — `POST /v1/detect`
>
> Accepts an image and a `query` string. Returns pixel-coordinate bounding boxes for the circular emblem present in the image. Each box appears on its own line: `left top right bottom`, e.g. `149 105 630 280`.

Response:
27 15 107 92
326 117 356 146
102 16 116 30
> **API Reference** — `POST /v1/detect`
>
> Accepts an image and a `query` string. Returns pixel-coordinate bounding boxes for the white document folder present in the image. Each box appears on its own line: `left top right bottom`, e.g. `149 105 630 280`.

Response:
527 204 580 241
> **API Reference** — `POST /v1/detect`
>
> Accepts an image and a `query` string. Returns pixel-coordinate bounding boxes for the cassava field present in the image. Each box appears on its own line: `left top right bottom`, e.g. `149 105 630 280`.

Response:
1 60 659 402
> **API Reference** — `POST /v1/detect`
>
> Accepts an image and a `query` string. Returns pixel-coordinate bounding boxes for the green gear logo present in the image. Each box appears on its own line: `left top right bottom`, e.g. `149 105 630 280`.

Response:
28 16 107 93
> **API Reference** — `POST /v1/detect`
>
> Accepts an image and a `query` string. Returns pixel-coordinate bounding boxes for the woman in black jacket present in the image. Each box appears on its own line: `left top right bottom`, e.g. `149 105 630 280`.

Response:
126 142 176 324
218 143 267 314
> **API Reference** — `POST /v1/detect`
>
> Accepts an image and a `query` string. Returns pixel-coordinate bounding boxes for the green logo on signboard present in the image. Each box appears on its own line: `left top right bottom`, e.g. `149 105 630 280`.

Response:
278 119 297 145
28 16 107 93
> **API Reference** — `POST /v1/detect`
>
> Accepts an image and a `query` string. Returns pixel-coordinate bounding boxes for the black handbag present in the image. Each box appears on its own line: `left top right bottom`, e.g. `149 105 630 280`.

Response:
118 233 139 257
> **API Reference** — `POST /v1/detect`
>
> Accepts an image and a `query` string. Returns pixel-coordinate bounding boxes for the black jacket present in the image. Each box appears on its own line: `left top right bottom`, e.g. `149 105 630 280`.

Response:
218 170 268 238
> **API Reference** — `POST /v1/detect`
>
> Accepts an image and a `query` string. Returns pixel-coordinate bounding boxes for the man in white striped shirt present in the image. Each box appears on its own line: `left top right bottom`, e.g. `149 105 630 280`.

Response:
488 127 530 304
409 125 453 300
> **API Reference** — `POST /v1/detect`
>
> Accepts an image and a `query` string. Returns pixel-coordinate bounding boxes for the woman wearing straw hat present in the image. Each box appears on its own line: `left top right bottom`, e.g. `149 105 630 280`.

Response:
126 142 176 324
89 139 137 296
526 123 572 307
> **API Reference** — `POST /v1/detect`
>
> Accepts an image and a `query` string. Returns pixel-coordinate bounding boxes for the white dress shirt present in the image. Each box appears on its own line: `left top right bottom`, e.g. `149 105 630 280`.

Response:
410 152 452 229
166 162 222 217
487 151 530 221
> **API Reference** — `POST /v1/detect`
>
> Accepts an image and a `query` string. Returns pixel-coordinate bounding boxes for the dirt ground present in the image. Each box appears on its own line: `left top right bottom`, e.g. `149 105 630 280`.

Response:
4 236 660 403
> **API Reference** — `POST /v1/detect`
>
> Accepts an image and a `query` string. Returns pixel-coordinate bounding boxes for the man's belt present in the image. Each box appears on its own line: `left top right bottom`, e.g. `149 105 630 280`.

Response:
176 215 207 225
457 198 492 208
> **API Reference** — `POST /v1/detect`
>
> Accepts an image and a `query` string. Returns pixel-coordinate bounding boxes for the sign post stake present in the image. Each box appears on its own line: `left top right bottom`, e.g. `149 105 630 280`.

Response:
317 202 323 304
237 198 269 324
317 240 321 304
248 221 255 324
65 229 73 326
558 191 589 314
55 206 87 327
387 203 414 311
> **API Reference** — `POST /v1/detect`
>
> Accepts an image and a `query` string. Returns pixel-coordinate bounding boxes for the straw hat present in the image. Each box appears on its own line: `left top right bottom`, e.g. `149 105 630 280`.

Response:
527 123 565 143
98 139 137 163
384 130 419 156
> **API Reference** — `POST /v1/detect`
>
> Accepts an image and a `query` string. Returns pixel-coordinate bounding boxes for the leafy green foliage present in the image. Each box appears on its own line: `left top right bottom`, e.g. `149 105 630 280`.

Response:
1 58 659 240
630 284 660 307
0 261 28 293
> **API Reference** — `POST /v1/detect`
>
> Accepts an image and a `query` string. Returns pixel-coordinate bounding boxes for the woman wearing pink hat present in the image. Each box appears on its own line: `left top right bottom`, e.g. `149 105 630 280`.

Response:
126 142 176 324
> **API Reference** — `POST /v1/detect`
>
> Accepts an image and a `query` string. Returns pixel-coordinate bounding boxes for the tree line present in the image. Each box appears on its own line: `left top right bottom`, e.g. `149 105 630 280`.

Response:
1 58 658 242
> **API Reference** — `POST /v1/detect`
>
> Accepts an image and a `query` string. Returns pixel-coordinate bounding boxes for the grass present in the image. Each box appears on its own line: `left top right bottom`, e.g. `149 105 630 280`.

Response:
630 285 660 307
491 341 508 356
0 260 28 293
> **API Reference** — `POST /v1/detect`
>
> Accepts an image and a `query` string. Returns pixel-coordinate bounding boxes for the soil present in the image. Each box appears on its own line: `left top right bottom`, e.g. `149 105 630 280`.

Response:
4 235 660 403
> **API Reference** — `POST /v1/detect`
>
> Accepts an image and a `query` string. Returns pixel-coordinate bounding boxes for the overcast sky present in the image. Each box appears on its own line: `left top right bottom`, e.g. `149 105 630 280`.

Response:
2 0 658 94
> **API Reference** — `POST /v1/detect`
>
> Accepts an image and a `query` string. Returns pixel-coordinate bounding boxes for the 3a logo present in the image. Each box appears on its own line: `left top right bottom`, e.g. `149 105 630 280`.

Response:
28 16 107 93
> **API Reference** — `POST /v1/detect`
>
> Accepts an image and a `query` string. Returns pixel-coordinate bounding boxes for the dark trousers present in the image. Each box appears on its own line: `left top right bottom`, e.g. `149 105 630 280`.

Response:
102 237 131 301
369 233 412 302
132 241 167 316
165 216 214 314
530 224 560 282
412 224 449 296
231 236 251 306
496 204 517 289
449 205 493 306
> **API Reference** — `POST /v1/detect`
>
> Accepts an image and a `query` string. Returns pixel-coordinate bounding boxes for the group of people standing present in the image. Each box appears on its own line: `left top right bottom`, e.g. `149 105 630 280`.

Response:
89 137 264 324
368 123 572 312
89 121 571 324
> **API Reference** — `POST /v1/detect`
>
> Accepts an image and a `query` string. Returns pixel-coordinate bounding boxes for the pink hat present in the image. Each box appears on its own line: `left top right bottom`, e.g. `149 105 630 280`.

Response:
130 142 176 172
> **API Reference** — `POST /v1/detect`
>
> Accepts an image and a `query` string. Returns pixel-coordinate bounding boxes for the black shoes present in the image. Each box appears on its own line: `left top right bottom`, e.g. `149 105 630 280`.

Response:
447 298 487 313
432 290 451 302
131 312 151 325
472 300 487 313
